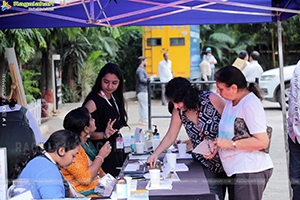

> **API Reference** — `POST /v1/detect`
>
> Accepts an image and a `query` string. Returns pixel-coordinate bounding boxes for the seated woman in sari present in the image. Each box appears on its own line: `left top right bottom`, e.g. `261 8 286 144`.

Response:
61 107 111 197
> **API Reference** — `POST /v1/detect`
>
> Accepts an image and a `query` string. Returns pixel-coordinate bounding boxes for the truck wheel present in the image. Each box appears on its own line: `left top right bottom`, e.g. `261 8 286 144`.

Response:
276 82 290 109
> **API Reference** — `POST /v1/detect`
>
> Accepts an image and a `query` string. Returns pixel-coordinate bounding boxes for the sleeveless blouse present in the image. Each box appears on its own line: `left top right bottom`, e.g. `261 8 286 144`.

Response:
83 93 126 177
179 91 224 173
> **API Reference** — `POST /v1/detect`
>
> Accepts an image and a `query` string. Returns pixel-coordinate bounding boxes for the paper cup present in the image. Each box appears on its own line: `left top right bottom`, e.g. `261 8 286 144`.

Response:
124 176 132 197
152 138 160 151
178 143 187 157
149 169 160 187
135 142 144 154
166 153 177 169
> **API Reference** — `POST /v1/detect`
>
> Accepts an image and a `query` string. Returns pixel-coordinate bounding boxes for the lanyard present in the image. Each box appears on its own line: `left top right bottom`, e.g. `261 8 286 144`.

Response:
196 111 207 140
100 90 120 120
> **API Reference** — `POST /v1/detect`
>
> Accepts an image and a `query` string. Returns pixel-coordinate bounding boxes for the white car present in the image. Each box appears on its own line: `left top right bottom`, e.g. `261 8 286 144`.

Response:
259 64 296 108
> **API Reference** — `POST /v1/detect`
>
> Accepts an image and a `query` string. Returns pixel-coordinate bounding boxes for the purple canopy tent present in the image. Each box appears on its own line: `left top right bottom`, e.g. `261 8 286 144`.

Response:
0 0 299 29
1 0 300 197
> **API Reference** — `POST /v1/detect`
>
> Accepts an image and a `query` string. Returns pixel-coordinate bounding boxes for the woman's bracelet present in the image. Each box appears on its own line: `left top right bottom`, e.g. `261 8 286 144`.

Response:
96 155 104 163
103 132 107 139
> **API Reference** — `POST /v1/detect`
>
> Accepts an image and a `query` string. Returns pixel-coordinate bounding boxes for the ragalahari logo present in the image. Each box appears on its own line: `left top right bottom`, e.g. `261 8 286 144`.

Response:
2 1 12 11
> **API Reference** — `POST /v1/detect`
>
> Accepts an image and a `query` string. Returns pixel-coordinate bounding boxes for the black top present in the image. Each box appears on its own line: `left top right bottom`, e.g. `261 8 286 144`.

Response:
179 91 224 173
83 93 126 177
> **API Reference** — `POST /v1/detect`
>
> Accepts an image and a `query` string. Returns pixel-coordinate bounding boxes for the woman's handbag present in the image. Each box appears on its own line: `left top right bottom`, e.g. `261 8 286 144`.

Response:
232 117 272 153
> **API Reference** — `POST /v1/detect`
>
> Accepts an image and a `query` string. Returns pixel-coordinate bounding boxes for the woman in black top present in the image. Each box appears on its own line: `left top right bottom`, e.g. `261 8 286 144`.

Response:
82 63 128 177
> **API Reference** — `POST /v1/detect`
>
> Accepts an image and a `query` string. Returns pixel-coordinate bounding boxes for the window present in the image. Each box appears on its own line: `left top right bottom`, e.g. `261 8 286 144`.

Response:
147 38 162 46
170 37 185 46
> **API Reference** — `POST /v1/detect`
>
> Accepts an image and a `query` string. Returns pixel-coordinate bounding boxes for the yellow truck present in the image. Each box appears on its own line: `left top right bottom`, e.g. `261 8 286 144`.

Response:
142 25 201 96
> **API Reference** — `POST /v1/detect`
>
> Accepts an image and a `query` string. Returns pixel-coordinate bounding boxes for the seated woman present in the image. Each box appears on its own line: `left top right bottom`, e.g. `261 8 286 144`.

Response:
61 107 111 197
11 130 81 199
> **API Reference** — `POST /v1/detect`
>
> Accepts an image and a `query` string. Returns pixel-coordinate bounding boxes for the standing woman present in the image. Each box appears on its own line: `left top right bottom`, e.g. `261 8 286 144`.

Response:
82 63 128 177
147 77 228 200
214 66 273 200
11 130 81 199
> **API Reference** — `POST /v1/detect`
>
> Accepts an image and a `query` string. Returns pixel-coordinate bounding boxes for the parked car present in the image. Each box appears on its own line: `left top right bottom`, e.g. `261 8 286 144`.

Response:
259 64 296 108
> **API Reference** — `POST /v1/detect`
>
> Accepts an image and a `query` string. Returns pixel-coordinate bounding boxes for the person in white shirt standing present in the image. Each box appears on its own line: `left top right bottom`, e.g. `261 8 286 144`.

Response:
288 60 300 200
158 53 173 105
203 47 217 91
242 51 263 83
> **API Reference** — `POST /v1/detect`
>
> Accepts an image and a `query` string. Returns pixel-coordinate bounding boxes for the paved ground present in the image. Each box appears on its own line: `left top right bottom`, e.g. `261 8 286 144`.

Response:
40 97 291 200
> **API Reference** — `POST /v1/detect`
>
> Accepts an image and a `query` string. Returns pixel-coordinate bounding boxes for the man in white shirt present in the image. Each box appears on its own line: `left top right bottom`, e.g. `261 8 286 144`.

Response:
158 53 172 105
199 51 211 91
242 51 263 83
288 60 300 200
202 47 217 90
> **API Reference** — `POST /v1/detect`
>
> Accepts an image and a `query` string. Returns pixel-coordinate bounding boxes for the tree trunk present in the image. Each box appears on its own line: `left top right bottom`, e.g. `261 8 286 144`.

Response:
68 60 73 91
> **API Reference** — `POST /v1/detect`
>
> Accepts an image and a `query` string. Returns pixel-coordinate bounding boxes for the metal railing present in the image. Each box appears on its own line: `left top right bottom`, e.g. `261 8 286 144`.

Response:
146 79 216 131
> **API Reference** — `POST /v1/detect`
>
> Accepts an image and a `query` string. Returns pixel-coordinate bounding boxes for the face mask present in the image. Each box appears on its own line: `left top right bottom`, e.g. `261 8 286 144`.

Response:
206 56 211 60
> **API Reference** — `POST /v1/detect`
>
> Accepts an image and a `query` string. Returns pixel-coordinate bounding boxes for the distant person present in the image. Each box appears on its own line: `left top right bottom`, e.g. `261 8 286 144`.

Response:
62 107 111 197
199 51 211 91
11 130 82 199
82 63 128 177
288 60 300 200
242 51 263 83
202 47 217 90
238 50 250 66
136 56 153 125
158 52 173 105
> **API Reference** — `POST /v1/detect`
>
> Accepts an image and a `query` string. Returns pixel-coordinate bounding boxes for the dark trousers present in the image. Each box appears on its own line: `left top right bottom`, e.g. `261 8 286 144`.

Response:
202 166 229 200
289 136 300 200
229 168 273 200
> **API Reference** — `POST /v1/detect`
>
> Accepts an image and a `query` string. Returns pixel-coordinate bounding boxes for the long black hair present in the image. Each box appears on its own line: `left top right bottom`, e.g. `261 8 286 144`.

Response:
0 97 17 108
214 66 263 100
11 130 81 179
83 63 128 127
165 77 201 111
63 107 90 136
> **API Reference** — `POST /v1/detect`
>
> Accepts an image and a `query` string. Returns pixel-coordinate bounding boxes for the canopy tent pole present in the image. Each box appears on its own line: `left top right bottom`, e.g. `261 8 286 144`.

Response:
277 16 292 200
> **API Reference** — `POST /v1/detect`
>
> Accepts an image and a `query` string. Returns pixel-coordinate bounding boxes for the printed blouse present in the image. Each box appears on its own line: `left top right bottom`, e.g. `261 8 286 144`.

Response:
179 91 224 173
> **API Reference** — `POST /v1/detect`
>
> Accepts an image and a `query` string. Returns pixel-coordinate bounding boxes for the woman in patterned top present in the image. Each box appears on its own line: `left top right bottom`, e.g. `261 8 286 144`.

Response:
61 107 111 197
147 77 229 200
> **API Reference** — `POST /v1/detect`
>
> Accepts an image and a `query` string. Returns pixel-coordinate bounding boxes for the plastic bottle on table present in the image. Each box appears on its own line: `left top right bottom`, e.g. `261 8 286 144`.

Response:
116 173 127 200
116 131 124 152
152 125 160 151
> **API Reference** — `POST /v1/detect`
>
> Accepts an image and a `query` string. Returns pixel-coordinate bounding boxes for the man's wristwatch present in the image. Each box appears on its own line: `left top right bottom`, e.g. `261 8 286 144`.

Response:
232 140 237 149
103 132 107 139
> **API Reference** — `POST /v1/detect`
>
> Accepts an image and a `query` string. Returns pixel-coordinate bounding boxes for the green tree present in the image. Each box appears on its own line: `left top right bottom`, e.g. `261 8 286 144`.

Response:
0 29 46 97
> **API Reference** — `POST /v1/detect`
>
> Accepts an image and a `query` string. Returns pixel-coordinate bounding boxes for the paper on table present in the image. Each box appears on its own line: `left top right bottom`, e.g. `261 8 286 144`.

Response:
146 180 172 190
174 163 189 172
129 154 150 160
124 163 140 172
